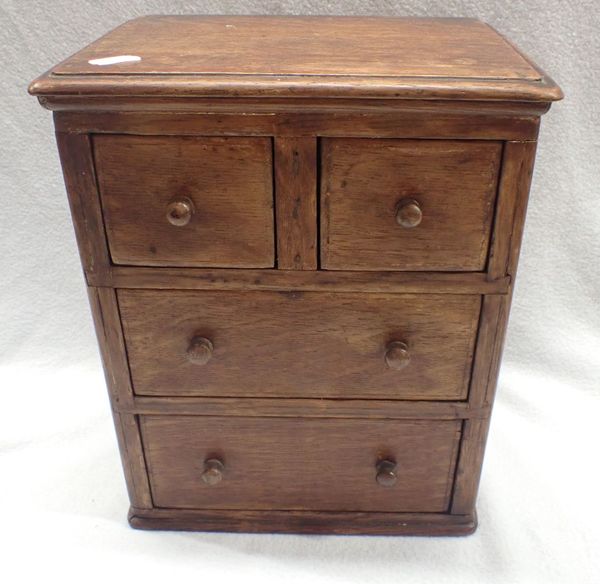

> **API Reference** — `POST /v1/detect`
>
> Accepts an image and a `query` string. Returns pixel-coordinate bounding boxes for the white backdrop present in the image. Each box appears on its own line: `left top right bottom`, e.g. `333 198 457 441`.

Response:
1 1 599 583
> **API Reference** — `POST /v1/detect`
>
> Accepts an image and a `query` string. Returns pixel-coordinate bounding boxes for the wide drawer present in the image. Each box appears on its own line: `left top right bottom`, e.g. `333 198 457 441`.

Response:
321 138 502 271
140 415 461 512
94 135 274 268
118 290 480 400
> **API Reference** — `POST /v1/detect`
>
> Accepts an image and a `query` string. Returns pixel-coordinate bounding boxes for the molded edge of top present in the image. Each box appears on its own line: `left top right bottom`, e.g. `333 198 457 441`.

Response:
28 16 563 105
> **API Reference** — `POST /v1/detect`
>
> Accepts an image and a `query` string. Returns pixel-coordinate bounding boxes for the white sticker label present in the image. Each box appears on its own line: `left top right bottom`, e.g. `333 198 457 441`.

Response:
88 55 142 66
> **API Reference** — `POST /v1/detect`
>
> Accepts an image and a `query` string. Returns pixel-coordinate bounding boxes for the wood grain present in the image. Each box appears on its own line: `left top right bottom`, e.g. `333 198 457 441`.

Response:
452 142 539 513
51 17 539 79
31 74 562 103
118 290 481 400
129 396 485 420
112 413 153 509
30 15 562 535
86 287 133 409
466 295 505 410
128 507 477 535
452 294 512 513
29 16 562 102
105 266 510 294
53 110 541 141
86 289 153 508
488 141 538 278
55 132 111 281
93 134 274 268
505 142 539 279
140 415 461 512
274 137 317 269
48 97 551 116
451 417 492 515
321 139 502 271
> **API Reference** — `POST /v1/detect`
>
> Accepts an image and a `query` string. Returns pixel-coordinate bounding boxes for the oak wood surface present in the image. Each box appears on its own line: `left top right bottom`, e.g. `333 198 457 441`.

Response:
55 132 111 281
129 396 485 420
451 287 515 513
321 139 502 271
94 134 274 268
451 297 505 514
29 15 562 535
86 290 152 508
452 142 538 513
274 137 317 269
86 287 134 409
491 141 538 279
53 110 541 141
31 73 561 103
29 16 562 102
118 290 481 400
112 413 154 509
466 295 505 412
50 98 550 116
51 17 540 79
451 417 493 515
140 415 461 512
104 267 510 294
451 293 513 514
507 146 538 280
451 292 514 514
128 507 477 536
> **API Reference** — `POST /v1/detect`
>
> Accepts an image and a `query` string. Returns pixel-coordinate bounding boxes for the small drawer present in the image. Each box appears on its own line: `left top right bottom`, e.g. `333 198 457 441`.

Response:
118 289 480 400
94 135 274 268
320 138 502 271
140 415 461 512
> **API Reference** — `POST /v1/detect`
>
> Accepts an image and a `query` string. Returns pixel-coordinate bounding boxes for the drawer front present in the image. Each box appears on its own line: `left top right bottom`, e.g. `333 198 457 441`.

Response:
141 415 461 512
118 290 480 400
94 135 274 268
321 138 502 271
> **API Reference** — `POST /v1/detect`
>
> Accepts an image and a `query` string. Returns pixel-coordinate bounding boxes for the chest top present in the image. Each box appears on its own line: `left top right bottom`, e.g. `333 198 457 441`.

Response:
29 15 561 102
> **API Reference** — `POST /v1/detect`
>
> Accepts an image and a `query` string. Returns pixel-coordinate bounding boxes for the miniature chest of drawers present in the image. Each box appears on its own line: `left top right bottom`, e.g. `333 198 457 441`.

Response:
30 16 562 535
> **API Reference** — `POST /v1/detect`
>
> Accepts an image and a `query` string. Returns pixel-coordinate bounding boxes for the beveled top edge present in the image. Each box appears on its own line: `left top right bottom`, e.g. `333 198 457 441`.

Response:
28 15 563 103
29 73 564 103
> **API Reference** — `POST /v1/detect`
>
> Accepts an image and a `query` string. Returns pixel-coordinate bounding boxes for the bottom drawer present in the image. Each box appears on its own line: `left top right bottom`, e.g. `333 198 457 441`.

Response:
140 416 461 513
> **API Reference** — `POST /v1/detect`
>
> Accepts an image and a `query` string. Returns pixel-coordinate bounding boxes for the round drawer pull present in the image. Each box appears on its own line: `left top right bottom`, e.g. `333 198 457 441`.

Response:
395 198 422 228
201 458 224 486
376 459 397 487
166 197 194 226
384 341 411 370
186 335 214 365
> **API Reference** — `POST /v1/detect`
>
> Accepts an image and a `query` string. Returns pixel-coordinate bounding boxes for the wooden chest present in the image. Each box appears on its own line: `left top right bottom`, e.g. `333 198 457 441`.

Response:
29 16 562 535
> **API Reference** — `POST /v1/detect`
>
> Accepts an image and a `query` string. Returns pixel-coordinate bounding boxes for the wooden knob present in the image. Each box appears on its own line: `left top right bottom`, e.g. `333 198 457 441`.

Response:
395 198 422 228
376 459 397 487
385 341 410 370
186 336 213 365
201 458 224 485
166 197 194 226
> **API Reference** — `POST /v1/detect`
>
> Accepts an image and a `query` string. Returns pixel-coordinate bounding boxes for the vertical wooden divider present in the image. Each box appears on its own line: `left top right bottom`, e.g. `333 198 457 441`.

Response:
55 131 112 284
274 137 318 270
487 141 538 280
